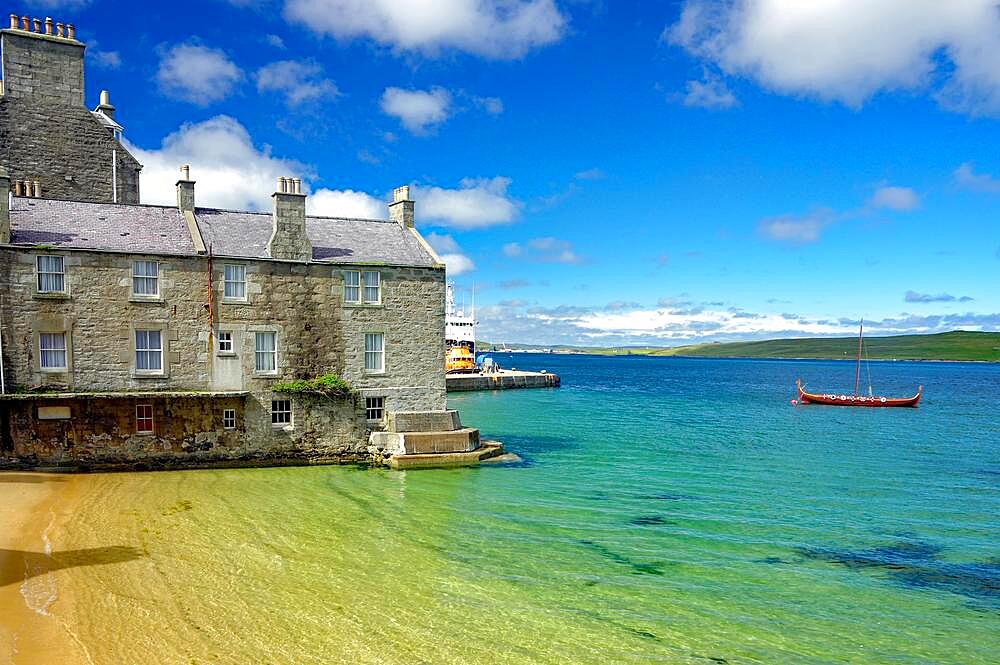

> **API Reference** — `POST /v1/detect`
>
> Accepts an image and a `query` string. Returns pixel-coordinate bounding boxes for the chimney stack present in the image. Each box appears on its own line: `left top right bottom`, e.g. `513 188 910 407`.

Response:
267 175 311 261
176 165 195 212
388 185 414 228
0 167 10 244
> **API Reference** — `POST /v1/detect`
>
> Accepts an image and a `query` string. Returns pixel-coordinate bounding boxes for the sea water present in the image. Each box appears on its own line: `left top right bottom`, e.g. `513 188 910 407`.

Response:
19 355 1000 663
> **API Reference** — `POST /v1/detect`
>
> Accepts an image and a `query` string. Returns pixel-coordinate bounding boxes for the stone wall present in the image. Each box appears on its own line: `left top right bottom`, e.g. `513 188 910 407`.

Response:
0 246 446 468
0 393 371 469
0 30 142 204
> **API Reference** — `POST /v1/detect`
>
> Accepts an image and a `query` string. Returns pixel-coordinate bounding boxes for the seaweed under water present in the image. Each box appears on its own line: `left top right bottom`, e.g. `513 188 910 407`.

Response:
796 539 1000 609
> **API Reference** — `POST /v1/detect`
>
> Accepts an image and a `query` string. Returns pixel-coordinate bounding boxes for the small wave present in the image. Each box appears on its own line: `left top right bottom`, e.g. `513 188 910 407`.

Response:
19 508 59 616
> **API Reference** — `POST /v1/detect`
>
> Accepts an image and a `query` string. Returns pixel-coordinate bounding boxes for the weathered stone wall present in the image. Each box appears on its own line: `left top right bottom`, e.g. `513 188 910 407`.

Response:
0 393 370 469
0 30 142 204
0 246 446 468
1 30 84 105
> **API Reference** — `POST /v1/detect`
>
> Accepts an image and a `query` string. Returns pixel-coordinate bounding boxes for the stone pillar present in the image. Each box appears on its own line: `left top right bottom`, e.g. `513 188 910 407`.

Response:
176 165 195 212
0 166 9 243
388 185 414 228
267 176 311 261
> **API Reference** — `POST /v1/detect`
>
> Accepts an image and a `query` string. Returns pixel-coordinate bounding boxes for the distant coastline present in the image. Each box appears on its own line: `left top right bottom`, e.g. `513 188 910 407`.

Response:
479 330 1000 363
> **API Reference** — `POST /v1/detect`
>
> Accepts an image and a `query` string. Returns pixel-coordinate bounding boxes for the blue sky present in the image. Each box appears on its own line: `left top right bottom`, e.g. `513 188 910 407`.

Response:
30 0 1000 345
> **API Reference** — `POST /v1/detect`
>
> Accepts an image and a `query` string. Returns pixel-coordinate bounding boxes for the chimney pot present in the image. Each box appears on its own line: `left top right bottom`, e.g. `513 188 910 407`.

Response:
45 17 52 35
32 18 40 32
100 90 110 106
292 178 302 194
9 14 16 30
32 180 41 198
66 23 74 40
56 22 63 37
21 16 29 30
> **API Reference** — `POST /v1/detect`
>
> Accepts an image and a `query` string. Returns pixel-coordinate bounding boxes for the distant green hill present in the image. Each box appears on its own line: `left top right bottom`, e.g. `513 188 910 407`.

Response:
654 331 1000 362
478 331 1000 362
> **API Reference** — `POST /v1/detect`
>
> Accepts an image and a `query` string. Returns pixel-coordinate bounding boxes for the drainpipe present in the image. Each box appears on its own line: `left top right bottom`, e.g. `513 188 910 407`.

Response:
112 148 118 203
0 295 6 394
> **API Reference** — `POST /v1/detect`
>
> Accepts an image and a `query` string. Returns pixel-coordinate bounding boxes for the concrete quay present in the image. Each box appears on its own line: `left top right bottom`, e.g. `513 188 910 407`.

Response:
446 369 561 392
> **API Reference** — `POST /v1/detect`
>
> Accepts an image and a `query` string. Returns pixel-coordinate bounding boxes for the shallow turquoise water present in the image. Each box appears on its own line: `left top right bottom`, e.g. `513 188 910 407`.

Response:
31 355 1000 663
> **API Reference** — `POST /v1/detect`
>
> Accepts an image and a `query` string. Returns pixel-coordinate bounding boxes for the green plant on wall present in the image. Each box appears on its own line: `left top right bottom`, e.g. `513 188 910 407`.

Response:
272 374 354 398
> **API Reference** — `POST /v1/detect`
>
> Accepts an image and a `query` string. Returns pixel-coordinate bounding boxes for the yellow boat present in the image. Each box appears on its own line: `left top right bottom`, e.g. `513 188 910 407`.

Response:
446 345 477 374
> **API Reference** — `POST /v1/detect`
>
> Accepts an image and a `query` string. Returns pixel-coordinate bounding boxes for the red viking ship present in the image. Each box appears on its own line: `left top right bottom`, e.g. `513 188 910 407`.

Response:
795 321 922 408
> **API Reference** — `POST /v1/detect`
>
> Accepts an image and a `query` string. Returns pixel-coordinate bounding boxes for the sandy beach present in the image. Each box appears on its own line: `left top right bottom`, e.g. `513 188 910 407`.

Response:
0 473 92 665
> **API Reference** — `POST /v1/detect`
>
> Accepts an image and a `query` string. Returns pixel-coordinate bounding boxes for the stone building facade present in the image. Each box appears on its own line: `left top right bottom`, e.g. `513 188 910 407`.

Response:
0 15 141 204
0 13 465 470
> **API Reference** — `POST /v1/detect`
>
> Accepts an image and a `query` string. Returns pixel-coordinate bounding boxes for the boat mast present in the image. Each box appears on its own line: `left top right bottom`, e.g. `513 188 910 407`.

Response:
854 319 864 396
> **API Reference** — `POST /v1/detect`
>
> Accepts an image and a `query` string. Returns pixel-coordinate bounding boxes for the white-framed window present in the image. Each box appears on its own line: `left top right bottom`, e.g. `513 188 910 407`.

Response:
255 331 277 373
364 333 384 373
132 260 159 296
222 409 236 430
136 404 154 434
39 332 67 370
344 270 360 303
135 330 163 372
223 264 247 300
218 331 233 353
363 271 381 304
365 397 385 422
271 400 291 426
36 255 65 293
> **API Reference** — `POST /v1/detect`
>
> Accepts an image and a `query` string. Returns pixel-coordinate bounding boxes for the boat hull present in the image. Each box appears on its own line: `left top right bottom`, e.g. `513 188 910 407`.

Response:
796 381 921 408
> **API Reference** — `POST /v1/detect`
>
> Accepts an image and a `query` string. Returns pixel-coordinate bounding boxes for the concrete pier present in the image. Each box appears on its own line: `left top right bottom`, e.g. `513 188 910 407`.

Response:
446 369 561 392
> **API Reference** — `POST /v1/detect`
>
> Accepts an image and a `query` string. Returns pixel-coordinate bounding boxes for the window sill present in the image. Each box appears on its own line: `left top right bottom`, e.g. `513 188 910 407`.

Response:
132 372 167 379
271 424 293 433
129 295 164 304
221 298 250 305
344 303 384 308
217 351 237 358
39 368 69 374
134 432 155 437
33 292 70 300
253 372 279 379
363 371 388 377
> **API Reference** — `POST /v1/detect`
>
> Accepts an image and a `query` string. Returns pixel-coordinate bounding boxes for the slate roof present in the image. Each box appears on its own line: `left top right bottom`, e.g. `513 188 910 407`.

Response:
9 197 196 255
7 197 439 267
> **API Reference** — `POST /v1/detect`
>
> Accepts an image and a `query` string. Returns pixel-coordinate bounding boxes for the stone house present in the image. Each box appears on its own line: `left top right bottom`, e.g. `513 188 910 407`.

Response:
0 13 475 469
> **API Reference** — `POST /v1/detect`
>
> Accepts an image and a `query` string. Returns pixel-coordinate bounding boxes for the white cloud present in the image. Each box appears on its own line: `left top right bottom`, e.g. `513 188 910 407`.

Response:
380 87 452 134
256 60 339 106
574 168 605 181
475 96 504 114
86 42 121 69
128 115 308 211
869 185 920 211
308 189 384 219
264 34 286 49
955 163 1000 194
757 209 835 244
283 0 566 59
426 233 476 275
501 237 581 263
418 177 519 229
26 0 90 7
503 242 523 257
665 0 1000 116
156 43 243 105
679 71 738 109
